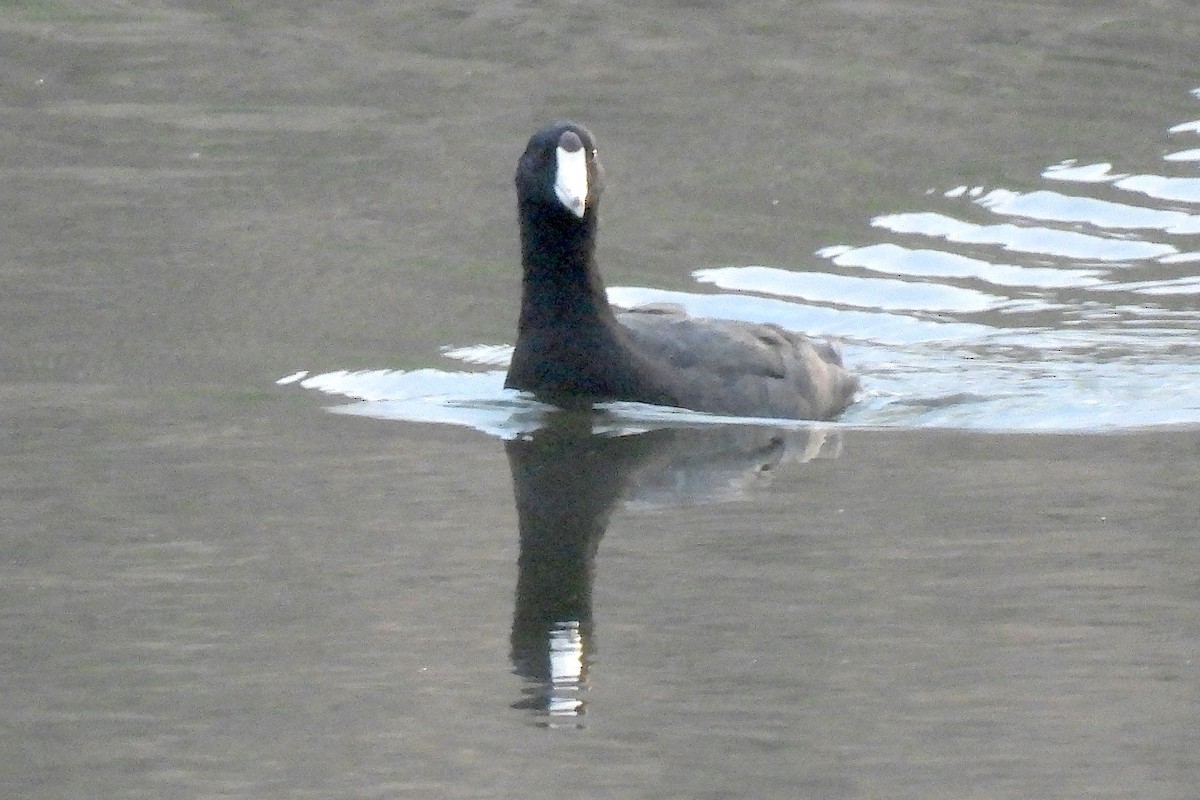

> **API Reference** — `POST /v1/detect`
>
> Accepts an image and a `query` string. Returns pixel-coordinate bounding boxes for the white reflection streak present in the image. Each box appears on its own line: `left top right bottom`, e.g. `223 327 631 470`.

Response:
976 188 1200 235
1164 148 1200 162
873 211 1176 262
1113 174 1200 204
441 343 514 366
546 622 585 718
693 265 1004 313
819 242 1103 289
1042 161 1126 183
607 285 995 345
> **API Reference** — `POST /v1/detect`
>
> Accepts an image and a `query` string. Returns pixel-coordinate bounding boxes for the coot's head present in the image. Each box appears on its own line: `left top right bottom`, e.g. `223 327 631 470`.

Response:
516 122 604 220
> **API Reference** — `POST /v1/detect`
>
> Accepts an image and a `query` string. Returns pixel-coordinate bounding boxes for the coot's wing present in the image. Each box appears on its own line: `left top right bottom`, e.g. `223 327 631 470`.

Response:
615 304 856 419
616 305 843 377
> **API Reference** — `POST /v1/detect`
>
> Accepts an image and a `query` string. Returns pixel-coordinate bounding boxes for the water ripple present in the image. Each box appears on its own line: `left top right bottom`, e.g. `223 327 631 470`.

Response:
1164 148 1200 162
287 87 1200 434
693 265 1005 313
817 243 1104 288
873 211 1177 261
975 188 1200 235
1113 174 1200 205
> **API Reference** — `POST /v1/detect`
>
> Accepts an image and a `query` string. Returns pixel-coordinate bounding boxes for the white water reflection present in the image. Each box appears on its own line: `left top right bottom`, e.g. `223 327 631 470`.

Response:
1113 174 1200 205
1042 160 1200 205
873 211 1178 261
818 243 1104 289
606 286 994 344
693 265 1005 313
1042 160 1128 183
975 189 1200 234
278 366 832 440
286 87 1200 434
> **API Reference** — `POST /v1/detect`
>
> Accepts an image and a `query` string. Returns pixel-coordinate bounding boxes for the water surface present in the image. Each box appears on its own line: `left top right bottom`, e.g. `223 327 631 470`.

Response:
3 4 1200 800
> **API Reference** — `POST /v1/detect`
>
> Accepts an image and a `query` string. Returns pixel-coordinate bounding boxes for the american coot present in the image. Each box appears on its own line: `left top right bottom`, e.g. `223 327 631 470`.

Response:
505 121 859 421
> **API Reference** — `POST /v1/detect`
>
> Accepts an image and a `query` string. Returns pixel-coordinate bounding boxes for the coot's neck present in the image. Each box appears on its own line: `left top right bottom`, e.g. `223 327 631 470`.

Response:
508 198 676 407
516 201 617 332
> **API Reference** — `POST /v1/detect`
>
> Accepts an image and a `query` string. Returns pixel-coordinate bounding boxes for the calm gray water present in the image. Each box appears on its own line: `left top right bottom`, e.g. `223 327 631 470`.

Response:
3 4 1200 800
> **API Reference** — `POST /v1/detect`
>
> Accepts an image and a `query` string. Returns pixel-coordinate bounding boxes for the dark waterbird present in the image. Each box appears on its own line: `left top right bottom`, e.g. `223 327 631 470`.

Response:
505 122 859 420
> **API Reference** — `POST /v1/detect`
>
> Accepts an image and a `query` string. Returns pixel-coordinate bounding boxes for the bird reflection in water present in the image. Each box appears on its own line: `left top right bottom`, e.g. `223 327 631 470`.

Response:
504 411 840 727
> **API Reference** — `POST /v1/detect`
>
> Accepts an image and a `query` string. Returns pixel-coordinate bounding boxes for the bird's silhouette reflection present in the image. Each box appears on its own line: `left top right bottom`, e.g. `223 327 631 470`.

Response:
505 411 840 726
